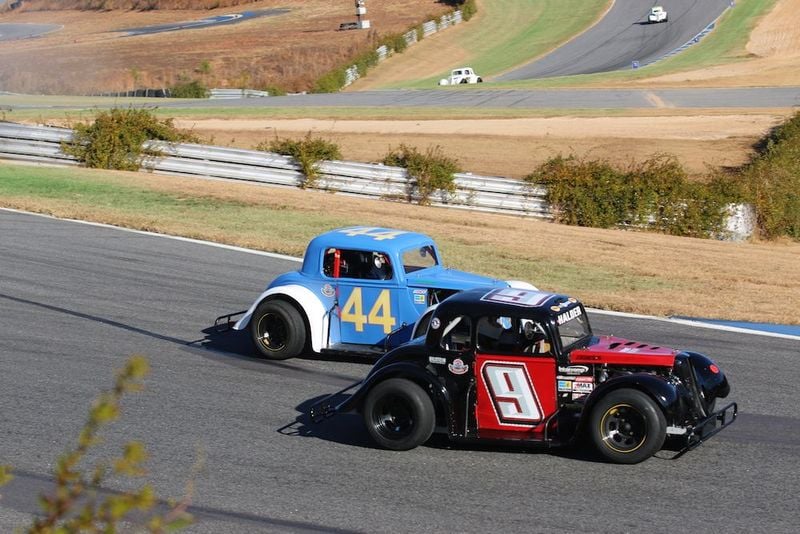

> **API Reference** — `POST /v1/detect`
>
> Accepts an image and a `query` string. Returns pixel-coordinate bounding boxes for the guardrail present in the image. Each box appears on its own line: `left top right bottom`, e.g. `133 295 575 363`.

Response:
0 122 551 218
209 88 270 99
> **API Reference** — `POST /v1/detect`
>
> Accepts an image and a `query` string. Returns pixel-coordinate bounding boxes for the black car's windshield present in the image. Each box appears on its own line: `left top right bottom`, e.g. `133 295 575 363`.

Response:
402 245 438 273
557 306 591 349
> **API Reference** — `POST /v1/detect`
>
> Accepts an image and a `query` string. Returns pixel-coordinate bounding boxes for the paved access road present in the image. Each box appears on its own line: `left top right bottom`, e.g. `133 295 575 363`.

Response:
498 0 734 80
119 8 291 36
1 209 798 533
0 23 60 41
154 86 800 109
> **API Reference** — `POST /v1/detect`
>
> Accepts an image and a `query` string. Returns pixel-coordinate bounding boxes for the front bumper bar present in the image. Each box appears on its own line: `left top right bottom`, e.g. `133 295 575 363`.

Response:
672 401 738 459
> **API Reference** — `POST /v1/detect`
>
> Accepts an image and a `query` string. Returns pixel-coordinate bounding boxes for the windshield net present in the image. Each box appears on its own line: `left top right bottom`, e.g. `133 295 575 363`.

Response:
557 307 591 348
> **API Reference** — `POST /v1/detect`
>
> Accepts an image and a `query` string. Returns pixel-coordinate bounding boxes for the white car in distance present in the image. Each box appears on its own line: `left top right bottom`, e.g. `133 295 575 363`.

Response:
438 67 483 86
648 6 668 23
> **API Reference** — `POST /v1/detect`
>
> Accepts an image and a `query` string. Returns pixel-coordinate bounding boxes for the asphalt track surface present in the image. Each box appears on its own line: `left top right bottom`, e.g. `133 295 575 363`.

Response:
0 23 60 41
1 208 798 533
498 0 733 80
119 9 291 36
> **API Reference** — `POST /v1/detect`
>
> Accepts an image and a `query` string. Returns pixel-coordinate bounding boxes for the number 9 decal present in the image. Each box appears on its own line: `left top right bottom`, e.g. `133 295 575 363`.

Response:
481 362 543 425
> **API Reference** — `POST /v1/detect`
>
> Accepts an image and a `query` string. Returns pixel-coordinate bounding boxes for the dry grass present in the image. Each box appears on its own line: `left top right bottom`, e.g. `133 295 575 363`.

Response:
172 112 789 178
2 162 798 325
0 0 452 93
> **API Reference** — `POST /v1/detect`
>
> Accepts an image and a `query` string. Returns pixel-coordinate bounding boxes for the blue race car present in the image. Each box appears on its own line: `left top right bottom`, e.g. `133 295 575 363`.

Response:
216 226 535 360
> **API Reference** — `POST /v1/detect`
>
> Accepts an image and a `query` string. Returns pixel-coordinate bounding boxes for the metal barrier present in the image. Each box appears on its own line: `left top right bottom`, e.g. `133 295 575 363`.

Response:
0 122 551 218
209 88 270 99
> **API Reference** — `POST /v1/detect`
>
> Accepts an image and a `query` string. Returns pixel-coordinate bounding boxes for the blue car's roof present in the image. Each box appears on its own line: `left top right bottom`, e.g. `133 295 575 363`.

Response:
307 227 434 252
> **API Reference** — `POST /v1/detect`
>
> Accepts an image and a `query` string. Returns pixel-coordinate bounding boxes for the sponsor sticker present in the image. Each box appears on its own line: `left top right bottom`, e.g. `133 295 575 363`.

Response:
429 356 446 365
448 358 469 375
321 284 335 298
573 382 594 394
557 380 573 392
558 365 589 375
414 293 427 305
557 307 583 325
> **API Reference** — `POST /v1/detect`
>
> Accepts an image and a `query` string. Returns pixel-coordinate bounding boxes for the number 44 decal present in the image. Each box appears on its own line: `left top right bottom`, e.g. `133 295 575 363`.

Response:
340 288 397 334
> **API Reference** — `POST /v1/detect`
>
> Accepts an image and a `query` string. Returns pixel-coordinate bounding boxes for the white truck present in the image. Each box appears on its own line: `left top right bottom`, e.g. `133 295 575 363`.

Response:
648 6 668 23
438 67 483 86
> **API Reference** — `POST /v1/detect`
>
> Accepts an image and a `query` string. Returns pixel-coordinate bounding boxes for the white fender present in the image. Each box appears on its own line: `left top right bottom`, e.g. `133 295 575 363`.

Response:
506 280 538 290
234 284 330 353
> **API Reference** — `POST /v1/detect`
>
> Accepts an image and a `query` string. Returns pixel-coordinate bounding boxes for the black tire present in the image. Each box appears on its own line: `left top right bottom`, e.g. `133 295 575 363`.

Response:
590 388 666 464
250 299 306 360
477 77 483 83
363 378 435 451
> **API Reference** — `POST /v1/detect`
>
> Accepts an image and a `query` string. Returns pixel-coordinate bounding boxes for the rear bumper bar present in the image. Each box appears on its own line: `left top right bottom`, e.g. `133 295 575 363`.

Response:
214 310 247 333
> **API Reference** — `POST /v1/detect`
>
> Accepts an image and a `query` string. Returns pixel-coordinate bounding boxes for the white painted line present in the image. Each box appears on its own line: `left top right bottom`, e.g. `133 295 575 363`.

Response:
589 308 800 342
4 207 799 341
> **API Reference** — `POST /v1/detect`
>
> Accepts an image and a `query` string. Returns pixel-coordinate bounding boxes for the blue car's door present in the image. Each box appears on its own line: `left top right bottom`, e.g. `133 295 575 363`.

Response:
336 279 402 345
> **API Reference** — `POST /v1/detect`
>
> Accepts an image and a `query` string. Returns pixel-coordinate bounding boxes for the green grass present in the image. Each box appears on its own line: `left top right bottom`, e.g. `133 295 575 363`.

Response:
0 101 674 123
388 0 611 89
0 163 675 293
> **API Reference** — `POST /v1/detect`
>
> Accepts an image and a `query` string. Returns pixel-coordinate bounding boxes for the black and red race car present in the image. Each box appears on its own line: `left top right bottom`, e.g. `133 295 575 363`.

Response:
311 287 737 463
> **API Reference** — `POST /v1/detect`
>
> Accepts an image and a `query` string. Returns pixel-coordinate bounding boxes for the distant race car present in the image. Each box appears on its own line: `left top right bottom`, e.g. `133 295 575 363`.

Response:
311 287 737 464
216 227 535 360
439 67 483 86
648 6 668 23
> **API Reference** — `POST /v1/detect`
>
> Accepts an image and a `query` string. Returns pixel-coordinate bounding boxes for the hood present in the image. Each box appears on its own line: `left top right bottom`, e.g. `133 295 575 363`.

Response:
569 336 678 368
405 267 505 290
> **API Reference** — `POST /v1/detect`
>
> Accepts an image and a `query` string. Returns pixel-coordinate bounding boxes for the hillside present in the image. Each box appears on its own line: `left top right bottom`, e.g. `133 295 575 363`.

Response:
3 0 259 11
0 0 454 94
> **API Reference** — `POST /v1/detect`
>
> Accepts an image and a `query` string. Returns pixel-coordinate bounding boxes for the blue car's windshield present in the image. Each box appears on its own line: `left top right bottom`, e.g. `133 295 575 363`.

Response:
403 245 438 273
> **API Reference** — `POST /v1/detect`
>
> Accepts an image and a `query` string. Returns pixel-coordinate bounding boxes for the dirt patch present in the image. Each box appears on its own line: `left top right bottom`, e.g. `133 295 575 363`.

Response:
176 113 789 177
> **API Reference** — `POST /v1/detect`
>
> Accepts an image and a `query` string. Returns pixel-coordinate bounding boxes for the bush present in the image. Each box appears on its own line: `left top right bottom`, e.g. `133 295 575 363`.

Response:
461 0 478 21
739 112 800 240
384 144 460 205
312 67 347 94
63 108 198 171
525 154 741 238
169 79 209 98
258 133 341 188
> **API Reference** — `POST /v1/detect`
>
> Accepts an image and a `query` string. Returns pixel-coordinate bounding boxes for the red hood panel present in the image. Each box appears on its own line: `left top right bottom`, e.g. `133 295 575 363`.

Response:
570 336 677 367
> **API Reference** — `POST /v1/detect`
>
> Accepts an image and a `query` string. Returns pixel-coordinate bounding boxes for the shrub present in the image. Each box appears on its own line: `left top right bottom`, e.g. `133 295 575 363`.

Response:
526 155 628 228
383 32 408 54
63 108 198 171
525 154 741 238
258 133 341 188
312 67 347 94
461 0 478 21
739 112 800 240
384 144 460 205
169 79 209 98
